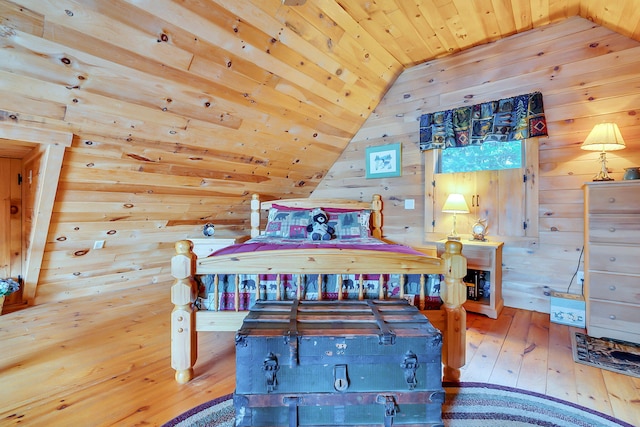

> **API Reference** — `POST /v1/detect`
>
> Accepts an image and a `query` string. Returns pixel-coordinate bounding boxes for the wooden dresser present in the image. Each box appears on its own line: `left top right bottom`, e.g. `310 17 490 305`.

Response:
583 181 640 344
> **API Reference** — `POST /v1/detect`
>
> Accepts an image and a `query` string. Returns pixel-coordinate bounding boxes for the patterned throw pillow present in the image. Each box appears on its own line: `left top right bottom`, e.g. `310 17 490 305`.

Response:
264 205 311 238
263 205 372 239
325 208 372 239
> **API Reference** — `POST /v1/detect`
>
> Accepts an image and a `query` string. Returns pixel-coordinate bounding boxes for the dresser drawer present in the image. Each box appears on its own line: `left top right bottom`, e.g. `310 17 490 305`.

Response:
588 215 640 244
587 183 640 214
588 272 640 303
589 300 640 332
588 244 640 275
188 238 238 258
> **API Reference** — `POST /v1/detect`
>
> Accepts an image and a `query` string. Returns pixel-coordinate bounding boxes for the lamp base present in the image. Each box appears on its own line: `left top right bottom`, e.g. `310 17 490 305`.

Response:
447 235 461 241
592 152 615 181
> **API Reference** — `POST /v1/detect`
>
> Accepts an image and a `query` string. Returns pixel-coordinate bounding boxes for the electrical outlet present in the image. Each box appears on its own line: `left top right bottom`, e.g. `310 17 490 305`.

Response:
577 271 584 284
404 199 415 209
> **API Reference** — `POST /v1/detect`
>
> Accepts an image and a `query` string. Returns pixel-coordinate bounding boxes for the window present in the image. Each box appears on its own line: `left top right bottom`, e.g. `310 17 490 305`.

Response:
440 140 523 174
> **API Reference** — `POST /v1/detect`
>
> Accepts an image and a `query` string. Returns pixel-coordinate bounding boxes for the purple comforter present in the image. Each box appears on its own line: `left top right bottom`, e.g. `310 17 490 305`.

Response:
208 236 426 258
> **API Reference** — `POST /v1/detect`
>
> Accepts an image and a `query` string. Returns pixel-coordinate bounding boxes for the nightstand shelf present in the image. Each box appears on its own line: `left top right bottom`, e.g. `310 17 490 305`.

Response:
437 239 504 319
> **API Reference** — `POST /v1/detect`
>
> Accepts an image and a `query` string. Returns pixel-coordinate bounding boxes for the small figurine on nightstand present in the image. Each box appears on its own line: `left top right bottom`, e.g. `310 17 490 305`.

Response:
202 223 215 237
471 219 488 241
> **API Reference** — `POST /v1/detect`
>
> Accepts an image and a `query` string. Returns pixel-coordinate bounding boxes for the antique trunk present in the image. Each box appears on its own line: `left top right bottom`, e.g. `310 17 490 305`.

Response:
234 300 444 427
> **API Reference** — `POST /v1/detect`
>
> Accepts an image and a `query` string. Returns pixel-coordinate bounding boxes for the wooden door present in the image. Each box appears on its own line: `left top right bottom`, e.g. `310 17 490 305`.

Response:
471 170 498 236
432 171 476 236
430 168 525 239
0 158 23 305
496 168 525 237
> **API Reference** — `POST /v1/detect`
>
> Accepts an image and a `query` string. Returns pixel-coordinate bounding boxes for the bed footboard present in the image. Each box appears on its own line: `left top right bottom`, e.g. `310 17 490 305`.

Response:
170 239 467 384
440 240 468 381
170 240 198 384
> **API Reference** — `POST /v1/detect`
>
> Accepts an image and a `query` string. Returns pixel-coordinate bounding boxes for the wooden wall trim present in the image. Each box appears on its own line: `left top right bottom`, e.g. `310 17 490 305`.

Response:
0 123 72 147
0 123 70 304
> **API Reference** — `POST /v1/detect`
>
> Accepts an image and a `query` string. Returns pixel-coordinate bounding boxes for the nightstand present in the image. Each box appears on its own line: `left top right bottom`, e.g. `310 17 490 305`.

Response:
437 239 504 319
187 237 239 258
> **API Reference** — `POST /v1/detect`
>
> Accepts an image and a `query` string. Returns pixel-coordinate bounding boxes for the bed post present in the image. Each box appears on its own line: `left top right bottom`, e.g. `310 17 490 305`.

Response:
250 194 260 238
370 194 382 239
171 240 198 384
439 240 467 382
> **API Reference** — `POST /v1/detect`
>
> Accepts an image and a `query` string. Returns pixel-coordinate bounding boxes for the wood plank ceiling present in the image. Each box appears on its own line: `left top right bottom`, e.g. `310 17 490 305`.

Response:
2 0 640 302
2 0 634 198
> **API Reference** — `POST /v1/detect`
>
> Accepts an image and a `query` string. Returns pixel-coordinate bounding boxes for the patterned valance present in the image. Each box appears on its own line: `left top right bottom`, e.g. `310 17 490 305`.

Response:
419 92 547 151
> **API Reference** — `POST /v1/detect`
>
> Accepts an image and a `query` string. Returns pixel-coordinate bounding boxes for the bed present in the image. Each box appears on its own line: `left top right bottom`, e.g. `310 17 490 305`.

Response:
170 194 468 384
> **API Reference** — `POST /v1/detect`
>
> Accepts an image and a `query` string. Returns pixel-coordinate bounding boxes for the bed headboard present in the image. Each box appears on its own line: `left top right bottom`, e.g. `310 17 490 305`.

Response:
249 194 383 239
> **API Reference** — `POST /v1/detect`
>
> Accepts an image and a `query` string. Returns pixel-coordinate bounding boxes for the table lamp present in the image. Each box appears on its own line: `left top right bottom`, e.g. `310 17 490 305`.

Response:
580 123 626 181
442 193 469 241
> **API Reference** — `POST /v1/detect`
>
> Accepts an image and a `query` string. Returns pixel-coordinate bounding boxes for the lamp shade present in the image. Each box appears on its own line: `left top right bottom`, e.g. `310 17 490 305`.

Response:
581 123 626 152
442 193 469 213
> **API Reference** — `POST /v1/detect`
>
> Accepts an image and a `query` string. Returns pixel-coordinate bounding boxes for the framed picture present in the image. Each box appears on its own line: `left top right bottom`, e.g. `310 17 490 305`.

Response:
365 143 402 179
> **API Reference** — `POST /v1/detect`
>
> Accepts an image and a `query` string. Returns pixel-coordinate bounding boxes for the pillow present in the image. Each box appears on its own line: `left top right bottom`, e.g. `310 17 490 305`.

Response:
263 204 372 239
325 209 372 239
264 205 311 238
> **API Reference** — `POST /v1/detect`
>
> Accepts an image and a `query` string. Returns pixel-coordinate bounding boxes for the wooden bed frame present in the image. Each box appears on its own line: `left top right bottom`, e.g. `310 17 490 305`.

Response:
170 194 468 384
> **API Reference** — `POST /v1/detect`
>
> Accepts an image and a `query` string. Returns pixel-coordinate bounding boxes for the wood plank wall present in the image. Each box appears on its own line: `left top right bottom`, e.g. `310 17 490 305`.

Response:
2 2 640 309
313 17 640 312
0 0 405 304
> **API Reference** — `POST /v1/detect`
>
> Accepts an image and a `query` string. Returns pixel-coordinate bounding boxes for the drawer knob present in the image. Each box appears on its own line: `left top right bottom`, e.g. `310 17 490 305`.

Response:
609 285 616 291
608 197 616 203
609 257 616 262
608 227 616 233
609 315 616 320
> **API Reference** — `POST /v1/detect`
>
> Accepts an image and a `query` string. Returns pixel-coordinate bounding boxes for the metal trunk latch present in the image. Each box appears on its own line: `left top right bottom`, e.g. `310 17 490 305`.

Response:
400 351 419 390
263 352 279 392
376 394 398 427
333 364 349 392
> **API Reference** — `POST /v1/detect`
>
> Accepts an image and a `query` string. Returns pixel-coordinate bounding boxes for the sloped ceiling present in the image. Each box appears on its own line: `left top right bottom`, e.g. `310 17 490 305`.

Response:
2 0 638 200
3 1 639 202
2 0 640 302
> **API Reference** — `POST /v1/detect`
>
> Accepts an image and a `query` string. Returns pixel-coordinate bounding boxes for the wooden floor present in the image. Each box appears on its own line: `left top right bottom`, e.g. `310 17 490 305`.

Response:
2 281 639 426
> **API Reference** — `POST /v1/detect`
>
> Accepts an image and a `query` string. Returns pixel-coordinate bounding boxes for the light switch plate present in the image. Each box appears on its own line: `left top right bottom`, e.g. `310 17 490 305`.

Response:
404 199 415 209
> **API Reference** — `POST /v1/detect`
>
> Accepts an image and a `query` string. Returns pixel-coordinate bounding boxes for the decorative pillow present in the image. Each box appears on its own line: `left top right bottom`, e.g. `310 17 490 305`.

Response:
263 204 372 239
325 208 372 239
264 205 311 238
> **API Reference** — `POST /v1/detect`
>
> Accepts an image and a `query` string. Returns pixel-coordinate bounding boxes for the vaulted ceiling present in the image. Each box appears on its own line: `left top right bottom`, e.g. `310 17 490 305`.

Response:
3 1 638 197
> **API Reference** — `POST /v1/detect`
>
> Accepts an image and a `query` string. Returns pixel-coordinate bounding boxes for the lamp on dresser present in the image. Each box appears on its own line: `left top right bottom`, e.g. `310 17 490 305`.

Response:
442 193 469 241
580 123 626 181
